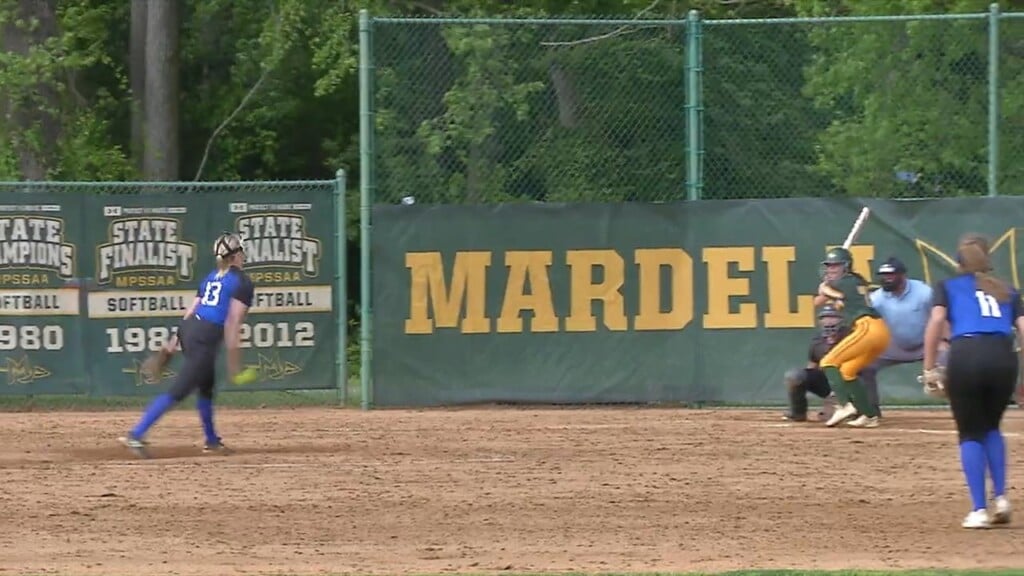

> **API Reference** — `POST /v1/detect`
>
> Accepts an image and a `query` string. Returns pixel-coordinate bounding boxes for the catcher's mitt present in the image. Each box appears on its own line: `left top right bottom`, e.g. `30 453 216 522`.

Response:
918 366 947 399
140 346 175 382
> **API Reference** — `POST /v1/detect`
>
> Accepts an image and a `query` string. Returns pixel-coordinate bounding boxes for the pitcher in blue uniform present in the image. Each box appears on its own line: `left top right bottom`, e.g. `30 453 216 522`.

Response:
120 232 258 457
923 233 1023 529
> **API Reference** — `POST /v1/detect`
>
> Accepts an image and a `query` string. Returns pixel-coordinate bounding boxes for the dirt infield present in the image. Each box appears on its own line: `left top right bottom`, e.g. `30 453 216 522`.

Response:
2 406 1024 575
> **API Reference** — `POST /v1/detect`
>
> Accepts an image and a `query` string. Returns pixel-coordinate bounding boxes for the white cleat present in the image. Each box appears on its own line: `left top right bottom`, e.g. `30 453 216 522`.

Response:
118 434 150 459
846 415 879 428
992 496 1012 525
962 509 991 529
825 402 857 427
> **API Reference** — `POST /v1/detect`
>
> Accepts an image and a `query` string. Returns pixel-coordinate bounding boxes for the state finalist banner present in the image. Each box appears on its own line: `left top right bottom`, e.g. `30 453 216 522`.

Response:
0 193 86 394
209 193 335 391
83 196 207 396
0 185 339 398
80 190 336 396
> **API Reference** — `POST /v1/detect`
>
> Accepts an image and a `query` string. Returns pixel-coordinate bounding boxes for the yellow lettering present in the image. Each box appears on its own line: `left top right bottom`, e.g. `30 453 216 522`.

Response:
114 275 177 288
404 251 491 335
762 246 814 328
497 251 558 333
565 250 627 332
0 273 47 286
249 271 301 284
634 248 693 331
703 247 757 329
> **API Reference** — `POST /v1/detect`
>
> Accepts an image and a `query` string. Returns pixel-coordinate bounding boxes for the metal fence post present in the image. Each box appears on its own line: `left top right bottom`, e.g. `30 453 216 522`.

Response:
333 168 347 406
685 9 704 201
358 9 375 410
989 2 1000 197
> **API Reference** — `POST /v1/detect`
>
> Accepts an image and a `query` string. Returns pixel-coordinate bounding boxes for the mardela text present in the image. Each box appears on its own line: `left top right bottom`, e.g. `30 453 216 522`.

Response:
404 245 877 335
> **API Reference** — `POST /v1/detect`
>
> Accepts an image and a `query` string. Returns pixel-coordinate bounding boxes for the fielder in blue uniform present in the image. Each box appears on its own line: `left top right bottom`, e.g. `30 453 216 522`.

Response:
923 233 1023 529
120 232 256 457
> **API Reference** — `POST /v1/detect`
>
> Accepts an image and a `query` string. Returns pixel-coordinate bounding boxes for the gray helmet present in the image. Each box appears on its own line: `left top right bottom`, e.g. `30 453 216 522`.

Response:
818 304 843 338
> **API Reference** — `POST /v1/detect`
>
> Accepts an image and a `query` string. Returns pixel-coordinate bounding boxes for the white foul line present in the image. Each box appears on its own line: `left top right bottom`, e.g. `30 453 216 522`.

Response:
752 422 1020 438
6 455 520 469
74 462 308 469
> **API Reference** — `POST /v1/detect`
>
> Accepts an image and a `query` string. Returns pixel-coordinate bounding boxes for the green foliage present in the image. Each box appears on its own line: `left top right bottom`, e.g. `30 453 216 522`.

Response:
0 0 133 180
791 0 998 197
179 0 357 181
369 0 1024 203
0 0 1018 199
0 0 367 183
702 23 834 199
374 20 693 204
998 17 1024 195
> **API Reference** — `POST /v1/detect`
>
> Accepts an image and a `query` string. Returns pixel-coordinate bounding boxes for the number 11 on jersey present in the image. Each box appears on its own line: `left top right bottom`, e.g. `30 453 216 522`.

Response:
976 290 1002 318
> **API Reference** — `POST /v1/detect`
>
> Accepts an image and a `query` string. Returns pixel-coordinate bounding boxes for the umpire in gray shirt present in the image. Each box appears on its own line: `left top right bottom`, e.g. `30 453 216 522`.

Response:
862 256 947 416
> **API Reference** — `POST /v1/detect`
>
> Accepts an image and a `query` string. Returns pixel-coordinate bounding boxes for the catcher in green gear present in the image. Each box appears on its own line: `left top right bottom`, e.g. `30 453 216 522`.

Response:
814 247 892 428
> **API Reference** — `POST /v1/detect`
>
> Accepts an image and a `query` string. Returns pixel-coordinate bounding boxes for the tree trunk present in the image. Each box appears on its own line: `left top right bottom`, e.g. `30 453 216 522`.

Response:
1 0 62 180
130 0 147 172
549 61 578 129
143 0 180 181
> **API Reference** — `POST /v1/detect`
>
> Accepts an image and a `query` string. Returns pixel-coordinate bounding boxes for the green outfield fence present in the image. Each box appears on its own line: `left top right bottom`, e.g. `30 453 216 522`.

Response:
0 173 349 407
356 5 1024 408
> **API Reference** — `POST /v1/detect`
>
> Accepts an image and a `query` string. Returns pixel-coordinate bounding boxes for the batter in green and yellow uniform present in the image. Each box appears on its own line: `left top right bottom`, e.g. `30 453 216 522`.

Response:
814 247 891 428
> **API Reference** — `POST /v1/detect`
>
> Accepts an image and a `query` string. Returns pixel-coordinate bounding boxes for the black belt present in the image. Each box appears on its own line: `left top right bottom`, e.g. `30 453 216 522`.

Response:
953 332 1012 340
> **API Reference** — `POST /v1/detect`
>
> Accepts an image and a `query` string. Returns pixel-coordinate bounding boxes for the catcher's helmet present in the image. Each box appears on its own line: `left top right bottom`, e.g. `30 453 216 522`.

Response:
817 303 843 338
818 303 842 319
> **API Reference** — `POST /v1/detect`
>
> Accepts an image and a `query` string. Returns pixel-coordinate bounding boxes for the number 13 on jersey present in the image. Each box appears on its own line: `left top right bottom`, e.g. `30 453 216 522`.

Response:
201 281 223 306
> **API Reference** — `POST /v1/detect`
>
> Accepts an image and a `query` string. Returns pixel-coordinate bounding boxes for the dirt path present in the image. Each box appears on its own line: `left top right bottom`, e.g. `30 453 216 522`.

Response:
2 407 1024 575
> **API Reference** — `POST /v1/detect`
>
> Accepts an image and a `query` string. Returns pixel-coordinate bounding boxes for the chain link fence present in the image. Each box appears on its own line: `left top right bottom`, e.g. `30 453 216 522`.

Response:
0 180 338 195
1000 14 1024 196
370 18 688 204
364 10 1024 204
705 16 992 200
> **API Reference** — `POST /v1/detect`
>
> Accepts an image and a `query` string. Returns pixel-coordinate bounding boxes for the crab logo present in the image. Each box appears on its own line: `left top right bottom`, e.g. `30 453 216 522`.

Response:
915 229 1019 289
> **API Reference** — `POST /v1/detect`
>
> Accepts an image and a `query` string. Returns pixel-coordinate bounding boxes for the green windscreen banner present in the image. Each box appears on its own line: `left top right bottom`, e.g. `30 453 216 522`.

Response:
371 196 1024 407
0 194 86 394
212 195 334 391
84 196 207 395
0 186 337 397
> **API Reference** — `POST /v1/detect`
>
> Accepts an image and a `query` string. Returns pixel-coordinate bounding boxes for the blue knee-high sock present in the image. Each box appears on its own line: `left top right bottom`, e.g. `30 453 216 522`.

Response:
960 440 988 511
131 393 176 439
984 429 1008 498
197 397 218 444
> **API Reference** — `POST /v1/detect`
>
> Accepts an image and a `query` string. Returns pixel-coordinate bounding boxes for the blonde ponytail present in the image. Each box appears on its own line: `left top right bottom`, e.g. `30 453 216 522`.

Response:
957 233 1011 303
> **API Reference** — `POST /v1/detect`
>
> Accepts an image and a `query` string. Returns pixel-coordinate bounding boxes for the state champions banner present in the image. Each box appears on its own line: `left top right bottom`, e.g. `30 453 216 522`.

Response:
82 190 336 395
0 192 86 395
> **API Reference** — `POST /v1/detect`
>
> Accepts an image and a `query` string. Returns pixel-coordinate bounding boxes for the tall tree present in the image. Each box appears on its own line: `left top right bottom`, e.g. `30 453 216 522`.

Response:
143 0 180 180
0 0 63 179
130 0 146 170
